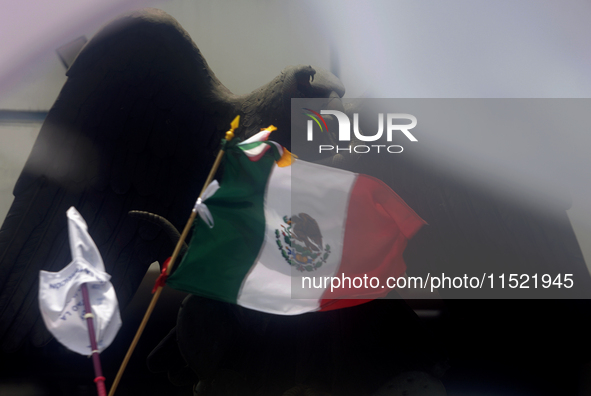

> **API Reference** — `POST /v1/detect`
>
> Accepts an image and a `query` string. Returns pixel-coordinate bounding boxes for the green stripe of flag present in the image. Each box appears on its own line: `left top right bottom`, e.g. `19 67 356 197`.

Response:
166 144 276 303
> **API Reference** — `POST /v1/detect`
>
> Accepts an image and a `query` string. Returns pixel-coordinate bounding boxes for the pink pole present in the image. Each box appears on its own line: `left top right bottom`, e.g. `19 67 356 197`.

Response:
81 283 107 396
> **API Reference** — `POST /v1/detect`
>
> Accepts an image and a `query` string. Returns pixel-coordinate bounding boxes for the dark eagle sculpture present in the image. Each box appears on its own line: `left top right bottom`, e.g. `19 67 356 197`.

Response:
2 7 591 396
0 8 345 353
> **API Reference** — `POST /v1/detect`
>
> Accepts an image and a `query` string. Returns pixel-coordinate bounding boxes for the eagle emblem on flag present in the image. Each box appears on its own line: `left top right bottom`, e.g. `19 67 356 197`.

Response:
275 214 331 272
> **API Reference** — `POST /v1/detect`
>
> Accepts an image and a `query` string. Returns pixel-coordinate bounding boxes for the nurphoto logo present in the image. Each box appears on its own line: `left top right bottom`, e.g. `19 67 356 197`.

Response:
303 108 418 154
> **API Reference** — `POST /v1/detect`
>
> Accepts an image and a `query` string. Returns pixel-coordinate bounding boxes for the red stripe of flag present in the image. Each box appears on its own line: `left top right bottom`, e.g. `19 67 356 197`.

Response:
319 175 426 311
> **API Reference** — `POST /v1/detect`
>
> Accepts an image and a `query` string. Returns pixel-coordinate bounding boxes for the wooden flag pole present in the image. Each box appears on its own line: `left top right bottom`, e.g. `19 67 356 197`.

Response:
108 116 239 396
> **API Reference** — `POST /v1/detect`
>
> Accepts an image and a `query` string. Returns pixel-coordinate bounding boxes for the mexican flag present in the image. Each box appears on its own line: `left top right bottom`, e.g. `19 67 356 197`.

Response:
166 132 425 315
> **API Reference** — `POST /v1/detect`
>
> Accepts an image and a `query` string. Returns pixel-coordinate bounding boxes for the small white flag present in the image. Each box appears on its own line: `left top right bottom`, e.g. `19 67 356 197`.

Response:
39 207 121 355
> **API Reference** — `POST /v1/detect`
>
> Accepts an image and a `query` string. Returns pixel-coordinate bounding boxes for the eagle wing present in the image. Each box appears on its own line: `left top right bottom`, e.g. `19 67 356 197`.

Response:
0 7 348 353
0 8 239 352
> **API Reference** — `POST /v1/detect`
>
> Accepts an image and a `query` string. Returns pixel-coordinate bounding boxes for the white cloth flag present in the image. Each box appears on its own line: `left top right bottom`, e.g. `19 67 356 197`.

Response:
39 207 121 355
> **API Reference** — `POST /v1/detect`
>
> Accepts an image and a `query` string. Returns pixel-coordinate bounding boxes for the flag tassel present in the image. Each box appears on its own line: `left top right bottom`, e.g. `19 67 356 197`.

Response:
108 116 239 396
81 283 107 396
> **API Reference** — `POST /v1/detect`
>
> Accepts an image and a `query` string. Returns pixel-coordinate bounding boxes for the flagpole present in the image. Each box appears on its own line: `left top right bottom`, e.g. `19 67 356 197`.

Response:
80 283 107 396
107 116 239 396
